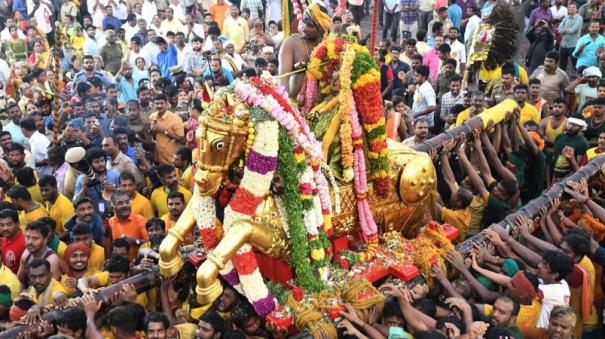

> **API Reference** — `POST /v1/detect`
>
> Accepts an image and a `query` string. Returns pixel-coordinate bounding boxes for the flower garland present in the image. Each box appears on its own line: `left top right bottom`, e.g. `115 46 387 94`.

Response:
338 46 354 183
221 118 279 317
291 0 307 32
350 46 391 197
302 79 318 115
193 193 220 251
234 79 333 289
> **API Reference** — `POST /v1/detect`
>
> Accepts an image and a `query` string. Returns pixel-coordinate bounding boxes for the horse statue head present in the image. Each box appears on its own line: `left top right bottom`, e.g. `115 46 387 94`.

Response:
194 93 249 196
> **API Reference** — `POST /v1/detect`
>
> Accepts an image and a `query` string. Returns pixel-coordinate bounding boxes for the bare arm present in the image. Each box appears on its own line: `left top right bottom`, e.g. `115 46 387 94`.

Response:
447 250 500 303
471 256 512 286
517 119 539 155
458 144 489 201
481 131 517 183
278 38 295 97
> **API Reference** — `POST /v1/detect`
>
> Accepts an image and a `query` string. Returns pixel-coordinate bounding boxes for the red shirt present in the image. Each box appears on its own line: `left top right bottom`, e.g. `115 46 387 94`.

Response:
1 232 26 274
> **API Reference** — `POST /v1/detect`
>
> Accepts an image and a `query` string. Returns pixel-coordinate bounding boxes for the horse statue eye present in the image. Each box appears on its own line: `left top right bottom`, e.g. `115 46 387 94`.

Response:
212 140 225 150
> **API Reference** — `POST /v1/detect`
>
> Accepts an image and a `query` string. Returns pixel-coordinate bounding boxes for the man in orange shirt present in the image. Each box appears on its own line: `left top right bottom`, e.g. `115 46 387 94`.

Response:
107 190 148 260
209 0 229 31
161 191 185 231
149 94 185 164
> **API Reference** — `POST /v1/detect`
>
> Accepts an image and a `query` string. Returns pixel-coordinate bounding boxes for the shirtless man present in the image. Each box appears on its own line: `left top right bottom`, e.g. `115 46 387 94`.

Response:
278 3 331 98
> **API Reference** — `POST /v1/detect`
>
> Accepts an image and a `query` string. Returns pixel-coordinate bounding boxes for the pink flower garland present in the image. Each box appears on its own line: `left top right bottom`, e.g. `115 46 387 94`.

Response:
350 98 378 238
302 79 318 115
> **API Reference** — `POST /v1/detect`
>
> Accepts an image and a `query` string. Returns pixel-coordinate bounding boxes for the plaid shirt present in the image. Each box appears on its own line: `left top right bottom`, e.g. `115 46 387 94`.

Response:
400 0 419 24
240 0 264 19
440 90 466 118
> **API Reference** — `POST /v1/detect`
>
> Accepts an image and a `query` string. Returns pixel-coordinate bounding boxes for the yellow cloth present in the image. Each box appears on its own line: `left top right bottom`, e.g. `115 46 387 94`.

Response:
28 278 66 306
88 244 106 272
27 185 44 205
70 35 85 55
0 265 22 300
455 108 472 127
60 269 98 296
174 323 197 339
131 192 155 220
46 194 75 235
149 111 185 164
55 239 67 258
306 3 331 33
177 166 194 192
519 103 541 125
479 64 529 84
93 270 148 307
19 206 49 230
222 16 249 51
579 256 598 326
441 207 471 242
484 299 542 336
586 147 604 161
151 185 192 217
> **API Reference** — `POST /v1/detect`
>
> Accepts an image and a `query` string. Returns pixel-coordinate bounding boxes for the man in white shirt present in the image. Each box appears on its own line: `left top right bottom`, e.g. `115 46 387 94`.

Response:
464 6 481 52
411 65 437 127
0 18 26 41
446 26 466 75
141 0 157 26
185 13 205 42
29 0 53 35
129 37 152 68
550 0 567 22
122 14 140 42
87 0 110 28
19 117 51 176
536 251 573 328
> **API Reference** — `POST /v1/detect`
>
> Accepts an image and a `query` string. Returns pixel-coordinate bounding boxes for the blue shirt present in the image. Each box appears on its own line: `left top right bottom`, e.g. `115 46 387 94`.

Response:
203 67 235 84
5 121 25 145
157 44 178 81
115 77 138 104
448 4 463 29
389 60 411 92
73 71 112 89
126 146 139 165
102 16 122 31
64 214 104 245
573 33 605 68
73 169 120 218
12 0 28 19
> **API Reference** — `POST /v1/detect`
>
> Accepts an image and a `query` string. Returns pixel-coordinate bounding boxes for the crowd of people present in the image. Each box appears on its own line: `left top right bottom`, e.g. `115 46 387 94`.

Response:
0 0 604 338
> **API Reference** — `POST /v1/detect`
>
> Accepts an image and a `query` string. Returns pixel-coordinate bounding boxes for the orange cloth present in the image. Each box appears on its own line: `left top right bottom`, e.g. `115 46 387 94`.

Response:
62 242 90 276
108 213 149 259
386 112 402 141
575 264 594 322
580 214 605 241
528 131 545 151
149 111 185 164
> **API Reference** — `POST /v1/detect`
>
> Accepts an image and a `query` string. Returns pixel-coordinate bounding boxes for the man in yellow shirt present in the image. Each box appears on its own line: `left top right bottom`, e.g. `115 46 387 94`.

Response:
0 263 22 300
161 191 185 231
174 146 194 191
222 5 249 51
151 164 192 217
26 259 66 308
6 185 49 230
513 84 541 127
39 175 75 236
455 91 485 127
119 172 154 219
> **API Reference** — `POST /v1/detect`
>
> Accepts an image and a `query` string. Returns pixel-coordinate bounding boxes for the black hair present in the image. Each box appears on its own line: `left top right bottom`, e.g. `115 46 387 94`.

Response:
157 164 176 177
113 238 131 253
200 312 226 334
56 307 87 334
108 306 137 335
39 216 57 233
145 312 170 332
15 167 36 187
175 146 192 164
119 172 136 184
28 258 51 272
19 117 36 132
7 142 25 155
7 185 32 201
414 331 447 339
146 218 166 232
529 78 541 86
562 233 590 257
38 175 58 188
437 43 451 54
415 65 430 78
501 63 515 76
72 223 92 236
542 250 574 281
0 208 19 223
126 303 147 331
382 299 404 320
513 84 529 93
484 326 515 339
413 298 437 318
26 221 51 238
167 191 185 204
85 147 104 164
74 196 94 209
232 301 257 329
104 254 130 273
499 178 518 197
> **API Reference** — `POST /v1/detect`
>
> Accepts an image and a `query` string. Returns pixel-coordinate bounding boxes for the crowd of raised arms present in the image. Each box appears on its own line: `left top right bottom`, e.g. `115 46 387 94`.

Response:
2 0 605 338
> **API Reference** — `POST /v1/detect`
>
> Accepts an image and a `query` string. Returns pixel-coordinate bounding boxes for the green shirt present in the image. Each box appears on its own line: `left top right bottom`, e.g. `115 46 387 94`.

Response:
553 132 589 178
584 117 605 147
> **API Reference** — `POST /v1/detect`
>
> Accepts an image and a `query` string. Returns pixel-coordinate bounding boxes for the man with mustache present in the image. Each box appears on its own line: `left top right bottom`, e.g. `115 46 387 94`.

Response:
162 191 185 232
60 242 96 297
0 208 25 274
107 190 148 260
17 221 62 285
63 196 104 246
24 259 66 324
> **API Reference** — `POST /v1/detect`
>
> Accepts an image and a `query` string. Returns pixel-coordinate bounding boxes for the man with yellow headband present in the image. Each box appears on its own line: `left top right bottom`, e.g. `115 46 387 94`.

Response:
278 2 331 98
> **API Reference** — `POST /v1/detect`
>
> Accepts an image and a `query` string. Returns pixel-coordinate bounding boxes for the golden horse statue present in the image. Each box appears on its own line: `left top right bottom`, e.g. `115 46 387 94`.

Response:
158 79 437 312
